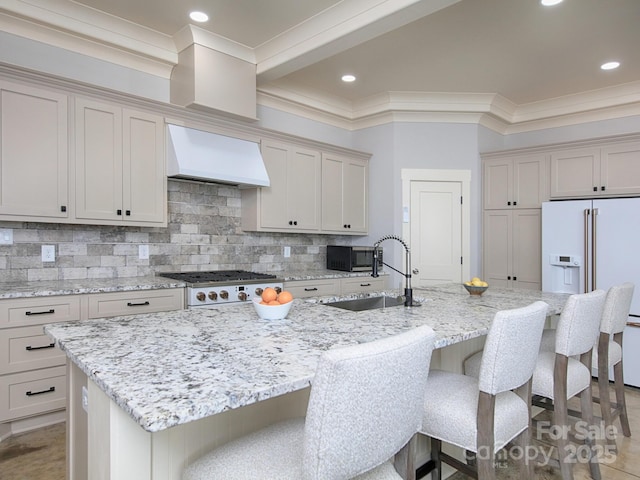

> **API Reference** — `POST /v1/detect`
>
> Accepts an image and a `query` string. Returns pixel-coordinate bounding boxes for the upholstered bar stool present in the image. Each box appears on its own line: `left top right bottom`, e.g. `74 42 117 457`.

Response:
538 282 634 438
420 301 548 480
182 325 436 480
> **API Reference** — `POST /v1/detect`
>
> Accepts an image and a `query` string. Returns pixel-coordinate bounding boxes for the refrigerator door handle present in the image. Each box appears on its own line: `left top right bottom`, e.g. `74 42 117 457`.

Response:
592 208 598 291
583 208 590 293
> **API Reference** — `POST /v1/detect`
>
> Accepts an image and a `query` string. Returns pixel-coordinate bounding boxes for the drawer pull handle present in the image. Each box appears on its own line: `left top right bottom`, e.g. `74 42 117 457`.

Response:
26 343 55 351
25 309 55 316
360 283 371 287
26 386 55 396
127 301 150 307
304 288 318 292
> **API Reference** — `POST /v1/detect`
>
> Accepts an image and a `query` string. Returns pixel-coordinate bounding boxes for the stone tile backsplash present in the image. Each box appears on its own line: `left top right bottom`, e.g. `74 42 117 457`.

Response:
0 180 345 283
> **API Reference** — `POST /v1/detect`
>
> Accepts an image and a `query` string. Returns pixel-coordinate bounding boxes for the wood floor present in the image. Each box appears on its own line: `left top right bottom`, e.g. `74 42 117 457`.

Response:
0 383 639 480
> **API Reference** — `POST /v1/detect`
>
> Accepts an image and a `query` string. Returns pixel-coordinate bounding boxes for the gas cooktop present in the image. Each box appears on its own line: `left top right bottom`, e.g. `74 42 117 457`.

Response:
158 270 279 285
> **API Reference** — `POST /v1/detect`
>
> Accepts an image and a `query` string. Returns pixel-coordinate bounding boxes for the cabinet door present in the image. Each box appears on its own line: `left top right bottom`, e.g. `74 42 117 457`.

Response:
342 158 368 233
321 154 344 232
259 140 320 231
483 210 512 288
483 158 512 209
600 142 640 196
123 109 166 224
513 154 546 208
75 98 123 221
512 209 541 290
550 148 599 198
0 81 68 218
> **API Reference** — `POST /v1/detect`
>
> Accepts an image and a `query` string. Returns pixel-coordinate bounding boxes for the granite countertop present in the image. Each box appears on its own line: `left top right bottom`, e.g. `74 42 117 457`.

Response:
0 270 385 299
44 283 569 433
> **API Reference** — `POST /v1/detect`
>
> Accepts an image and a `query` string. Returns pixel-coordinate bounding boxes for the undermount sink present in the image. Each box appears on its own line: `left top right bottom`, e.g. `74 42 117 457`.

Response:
324 295 405 312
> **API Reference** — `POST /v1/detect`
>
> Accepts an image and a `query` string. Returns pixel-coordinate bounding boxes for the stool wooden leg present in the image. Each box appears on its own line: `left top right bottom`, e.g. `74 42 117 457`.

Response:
580 381 601 480
597 334 615 434
613 360 631 437
554 355 573 480
477 391 496 480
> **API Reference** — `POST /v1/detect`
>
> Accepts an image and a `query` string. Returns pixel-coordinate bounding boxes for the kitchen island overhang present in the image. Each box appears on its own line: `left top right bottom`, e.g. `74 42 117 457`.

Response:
45 284 570 480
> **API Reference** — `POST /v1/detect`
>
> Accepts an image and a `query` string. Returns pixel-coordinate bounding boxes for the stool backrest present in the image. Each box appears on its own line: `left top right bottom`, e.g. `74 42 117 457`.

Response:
302 325 436 480
555 289 606 357
478 301 548 395
601 282 635 335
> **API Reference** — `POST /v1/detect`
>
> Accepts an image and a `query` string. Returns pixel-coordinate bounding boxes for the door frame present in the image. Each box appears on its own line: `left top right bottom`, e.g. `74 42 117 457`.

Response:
401 169 471 282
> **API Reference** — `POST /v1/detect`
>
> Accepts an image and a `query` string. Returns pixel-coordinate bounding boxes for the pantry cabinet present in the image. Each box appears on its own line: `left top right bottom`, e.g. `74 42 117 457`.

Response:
483 209 541 290
75 98 166 226
550 142 640 198
321 153 368 234
483 153 547 209
0 80 69 220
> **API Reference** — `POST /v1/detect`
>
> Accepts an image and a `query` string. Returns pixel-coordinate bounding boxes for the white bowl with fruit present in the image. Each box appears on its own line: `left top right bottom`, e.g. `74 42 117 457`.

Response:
463 277 489 296
252 287 294 320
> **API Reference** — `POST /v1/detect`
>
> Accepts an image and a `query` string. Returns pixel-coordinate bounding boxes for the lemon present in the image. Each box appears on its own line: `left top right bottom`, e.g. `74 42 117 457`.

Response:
464 281 472 286
471 277 481 283
480 281 488 287
471 280 483 286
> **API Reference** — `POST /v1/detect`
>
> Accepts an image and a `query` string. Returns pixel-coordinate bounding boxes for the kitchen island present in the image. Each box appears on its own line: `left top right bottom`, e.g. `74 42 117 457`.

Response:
45 284 569 480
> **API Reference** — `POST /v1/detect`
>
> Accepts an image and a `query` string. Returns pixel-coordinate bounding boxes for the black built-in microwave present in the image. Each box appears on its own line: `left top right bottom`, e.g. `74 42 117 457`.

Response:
326 246 383 272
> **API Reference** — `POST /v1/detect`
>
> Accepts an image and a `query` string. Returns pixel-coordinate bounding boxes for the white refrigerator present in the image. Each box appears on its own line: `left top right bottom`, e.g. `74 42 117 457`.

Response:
541 198 640 387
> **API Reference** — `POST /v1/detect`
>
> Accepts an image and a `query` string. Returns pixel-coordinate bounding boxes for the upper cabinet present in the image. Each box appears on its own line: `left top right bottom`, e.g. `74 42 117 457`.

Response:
321 153 368 234
242 139 369 234
0 81 69 220
550 142 640 198
75 98 167 226
483 153 547 209
242 139 321 232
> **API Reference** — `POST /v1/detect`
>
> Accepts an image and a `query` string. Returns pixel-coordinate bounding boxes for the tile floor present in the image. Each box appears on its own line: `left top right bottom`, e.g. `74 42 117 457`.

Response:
0 383 638 479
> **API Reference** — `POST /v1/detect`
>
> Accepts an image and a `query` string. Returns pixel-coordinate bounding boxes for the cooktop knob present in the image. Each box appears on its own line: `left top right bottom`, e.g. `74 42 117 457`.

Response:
196 292 206 302
238 292 248 301
254 287 264 296
208 291 218 301
275 286 282 294
220 290 229 300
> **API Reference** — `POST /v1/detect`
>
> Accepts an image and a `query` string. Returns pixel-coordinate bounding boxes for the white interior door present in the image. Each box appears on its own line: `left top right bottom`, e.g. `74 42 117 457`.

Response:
409 180 463 287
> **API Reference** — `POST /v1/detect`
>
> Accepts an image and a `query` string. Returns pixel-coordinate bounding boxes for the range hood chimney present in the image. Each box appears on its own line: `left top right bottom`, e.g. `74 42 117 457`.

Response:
167 124 269 188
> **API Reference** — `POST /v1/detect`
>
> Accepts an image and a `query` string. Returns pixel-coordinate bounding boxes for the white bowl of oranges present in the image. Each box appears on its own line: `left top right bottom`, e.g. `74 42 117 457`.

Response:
252 287 294 320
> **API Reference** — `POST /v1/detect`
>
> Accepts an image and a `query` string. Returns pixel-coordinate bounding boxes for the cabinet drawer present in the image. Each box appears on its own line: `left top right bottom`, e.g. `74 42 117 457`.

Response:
284 279 340 298
340 277 386 294
0 326 65 374
87 288 184 318
0 366 66 422
0 296 82 328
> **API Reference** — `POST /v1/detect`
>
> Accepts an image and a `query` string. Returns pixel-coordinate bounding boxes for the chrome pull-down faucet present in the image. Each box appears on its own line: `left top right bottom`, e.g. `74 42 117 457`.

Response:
372 235 418 307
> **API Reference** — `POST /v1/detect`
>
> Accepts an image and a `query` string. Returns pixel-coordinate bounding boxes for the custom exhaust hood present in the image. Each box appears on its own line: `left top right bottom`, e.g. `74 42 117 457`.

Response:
167 124 270 188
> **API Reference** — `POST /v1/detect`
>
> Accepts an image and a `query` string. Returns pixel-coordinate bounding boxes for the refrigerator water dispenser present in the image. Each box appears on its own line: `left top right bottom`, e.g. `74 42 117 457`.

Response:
547 255 581 294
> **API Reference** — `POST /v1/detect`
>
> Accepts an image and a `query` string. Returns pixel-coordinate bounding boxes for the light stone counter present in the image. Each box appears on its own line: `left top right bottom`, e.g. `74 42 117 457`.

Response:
45 284 569 433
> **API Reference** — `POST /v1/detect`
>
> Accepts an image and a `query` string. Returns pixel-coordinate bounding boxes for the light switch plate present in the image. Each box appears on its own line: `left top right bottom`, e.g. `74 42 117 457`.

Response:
41 245 55 262
139 245 149 260
284 246 291 258
0 228 13 245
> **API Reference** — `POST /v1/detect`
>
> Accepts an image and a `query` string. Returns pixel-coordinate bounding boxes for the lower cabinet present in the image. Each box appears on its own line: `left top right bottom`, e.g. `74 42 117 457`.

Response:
284 276 386 298
483 209 541 290
0 288 184 427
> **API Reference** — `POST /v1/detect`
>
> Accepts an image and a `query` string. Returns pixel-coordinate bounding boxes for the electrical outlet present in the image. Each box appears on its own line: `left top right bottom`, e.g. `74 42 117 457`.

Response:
284 246 291 258
0 228 13 245
82 386 89 413
139 244 149 260
41 245 55 262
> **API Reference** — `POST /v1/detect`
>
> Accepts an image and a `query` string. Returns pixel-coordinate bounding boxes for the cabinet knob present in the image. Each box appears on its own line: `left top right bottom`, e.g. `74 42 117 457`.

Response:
126 210 131 216
601 186 606 191
593 186 598 192
289 220 298 226
507 276 511 280
117 209 122 215
293 220 297 225
60 205 67 212
507 201 511 206
513 201 517 206
513 276 517 281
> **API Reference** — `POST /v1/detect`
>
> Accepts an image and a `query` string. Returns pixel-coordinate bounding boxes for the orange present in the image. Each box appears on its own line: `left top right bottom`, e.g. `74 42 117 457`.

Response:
260 301 269 305
268 300 280 305
261 287 278 303
277 291 293 304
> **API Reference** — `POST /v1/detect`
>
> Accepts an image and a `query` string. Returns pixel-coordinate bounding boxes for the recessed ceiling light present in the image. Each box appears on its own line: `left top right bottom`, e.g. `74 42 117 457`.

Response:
541 0 563 5
341 74 356 83
189 11 209 22
601 61 620 70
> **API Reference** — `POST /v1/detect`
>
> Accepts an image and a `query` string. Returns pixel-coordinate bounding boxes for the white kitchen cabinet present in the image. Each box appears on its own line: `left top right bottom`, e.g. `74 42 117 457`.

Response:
321 153 368 234
483 153 547 209
284 279 340 298
242 139 321 232
75 98 166 226
340 276 386 294
0 80 69 220
87 289 184 318
483 209 541 290
550 141 640 198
